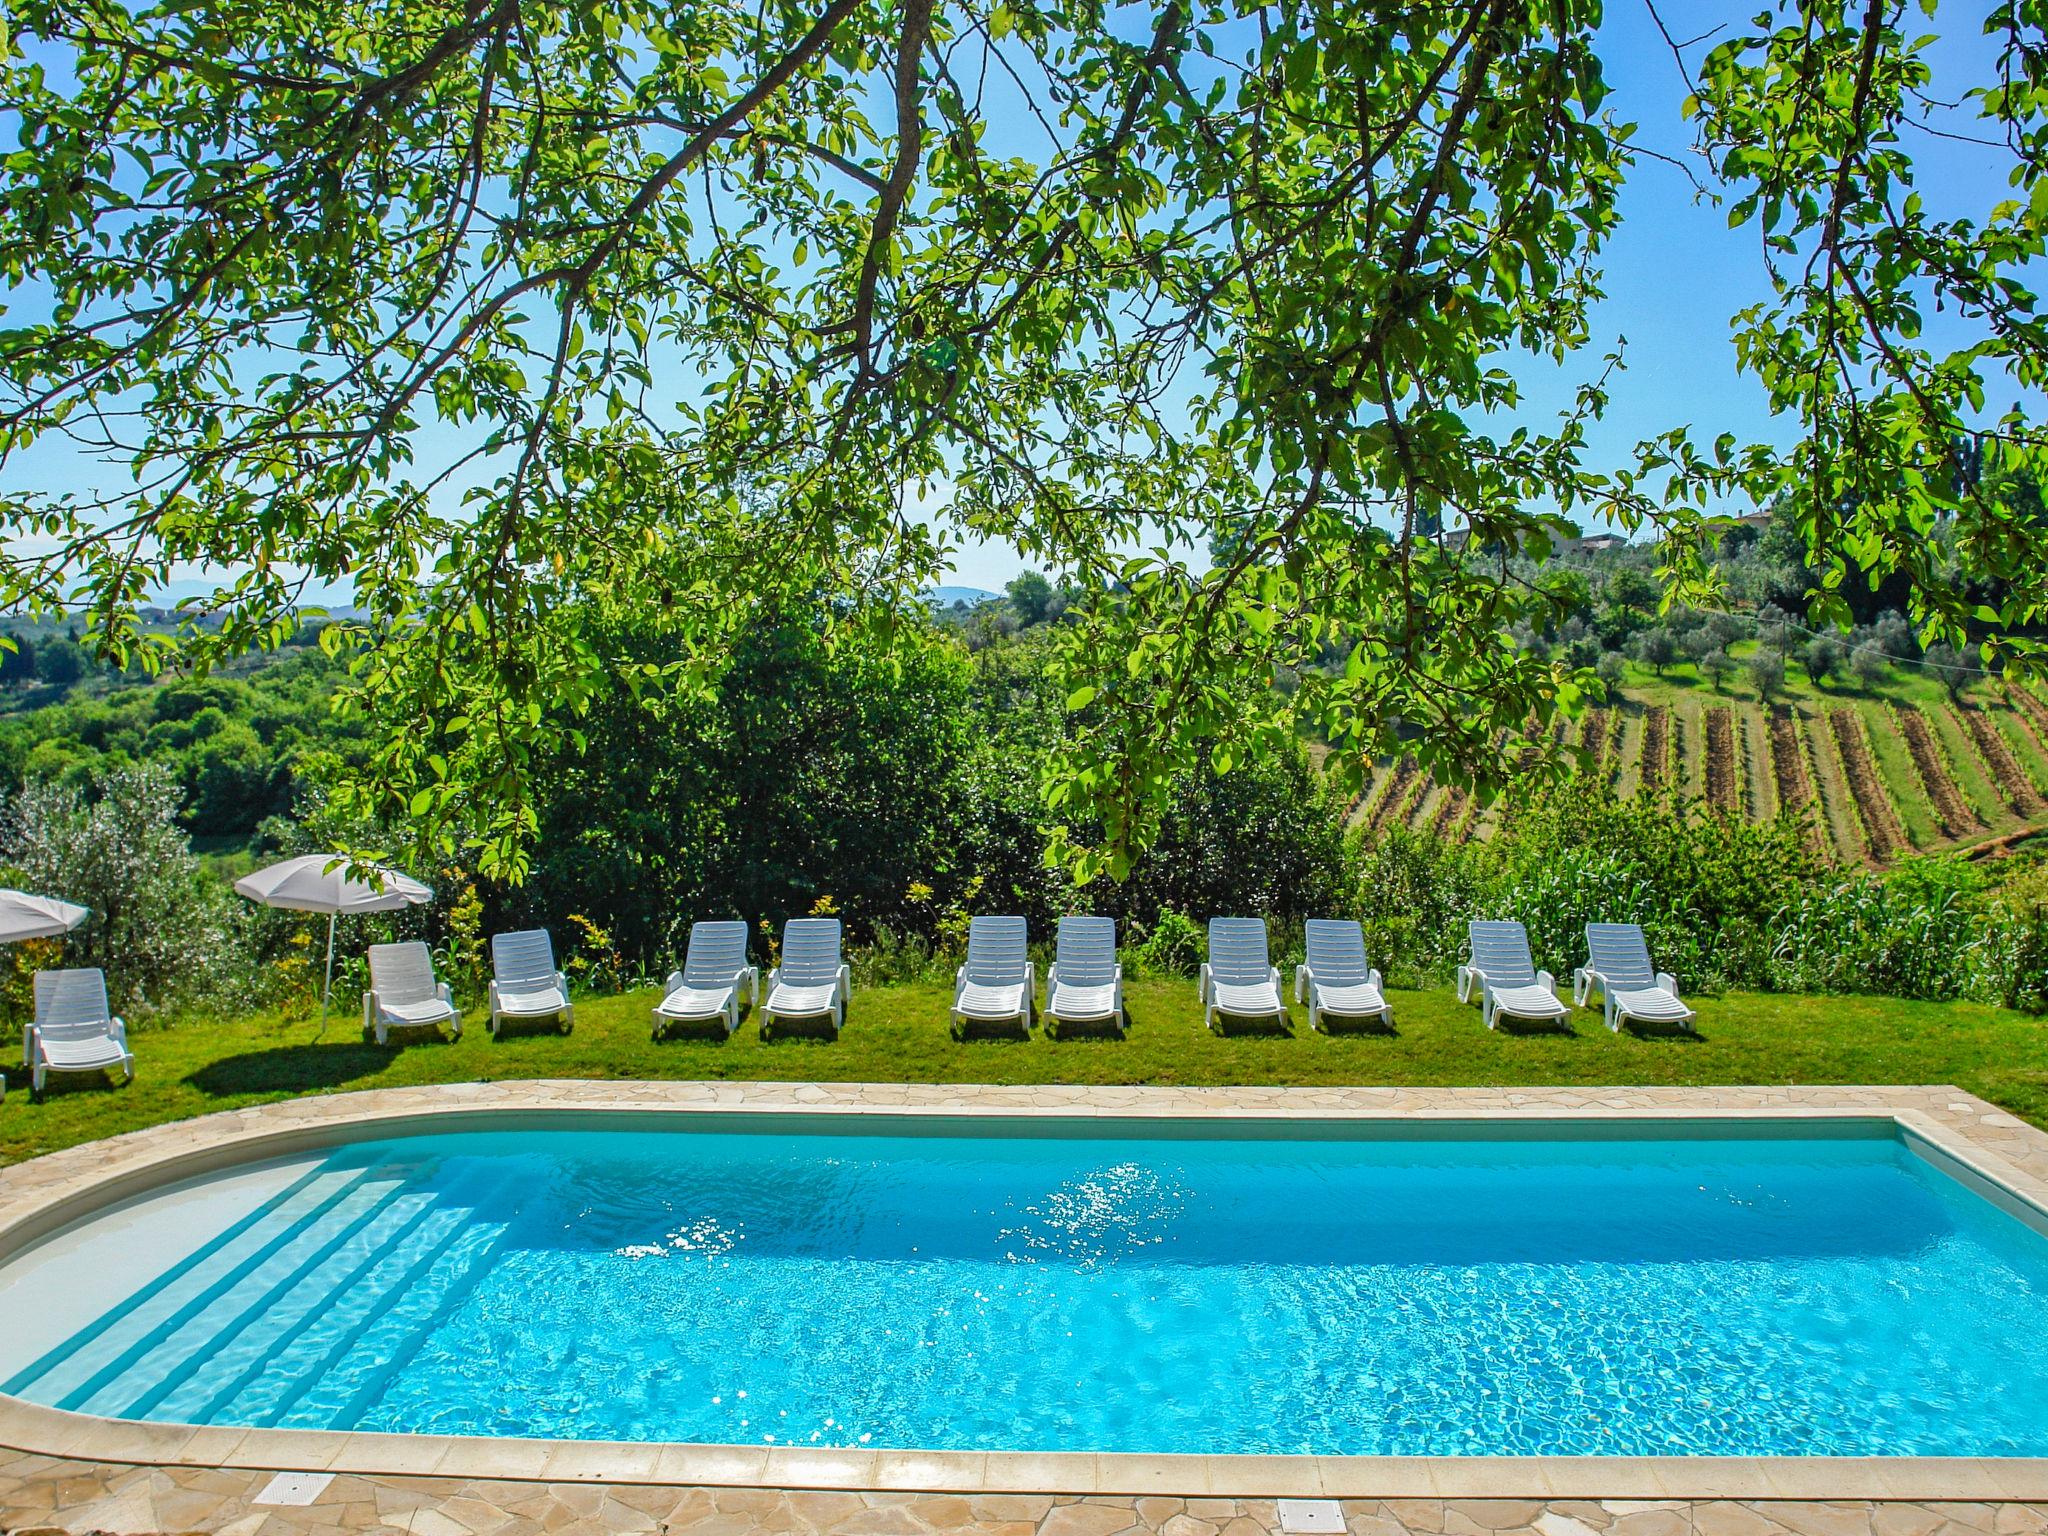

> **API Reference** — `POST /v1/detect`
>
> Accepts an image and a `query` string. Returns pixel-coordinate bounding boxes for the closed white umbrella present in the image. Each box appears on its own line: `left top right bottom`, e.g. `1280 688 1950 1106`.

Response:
0 889 89 944
234 854 433 1034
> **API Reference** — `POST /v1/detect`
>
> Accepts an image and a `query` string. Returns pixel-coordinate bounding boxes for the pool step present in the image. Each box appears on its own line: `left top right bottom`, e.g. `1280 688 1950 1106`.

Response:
15 1158 515 1427
261 1201 511 1430
7 1164 399 1409
204 1173 513 1430
135 1179 462 1425
62 1168 428 1420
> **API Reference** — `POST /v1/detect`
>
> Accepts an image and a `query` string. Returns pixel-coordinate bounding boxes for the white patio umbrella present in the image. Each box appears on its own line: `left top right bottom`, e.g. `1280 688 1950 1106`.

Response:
0 889 89 944
233 854 433 1034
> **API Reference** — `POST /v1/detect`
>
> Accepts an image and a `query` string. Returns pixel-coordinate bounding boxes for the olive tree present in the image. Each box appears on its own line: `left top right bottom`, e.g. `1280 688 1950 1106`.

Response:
2 766 242 1013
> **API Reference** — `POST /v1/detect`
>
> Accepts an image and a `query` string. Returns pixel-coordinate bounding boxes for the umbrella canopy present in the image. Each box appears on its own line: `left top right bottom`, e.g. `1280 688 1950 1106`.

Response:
233 854 432 914
0 889 90 944
234 855 433 1034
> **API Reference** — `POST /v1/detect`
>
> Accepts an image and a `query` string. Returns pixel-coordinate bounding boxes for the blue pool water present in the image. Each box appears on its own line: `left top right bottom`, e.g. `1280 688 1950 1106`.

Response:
11 1121 2048 1457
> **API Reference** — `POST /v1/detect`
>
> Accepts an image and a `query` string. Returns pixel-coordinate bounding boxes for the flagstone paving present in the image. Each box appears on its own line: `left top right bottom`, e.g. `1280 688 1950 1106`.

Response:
0 1455 2043 1536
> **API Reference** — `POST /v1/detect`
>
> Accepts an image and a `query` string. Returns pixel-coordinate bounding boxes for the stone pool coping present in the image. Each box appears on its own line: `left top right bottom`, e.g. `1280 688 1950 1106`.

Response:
1 1079 2046 1502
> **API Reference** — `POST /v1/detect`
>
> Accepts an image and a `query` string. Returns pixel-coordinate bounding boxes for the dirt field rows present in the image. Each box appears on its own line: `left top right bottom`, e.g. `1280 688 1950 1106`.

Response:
1344 683 2048 866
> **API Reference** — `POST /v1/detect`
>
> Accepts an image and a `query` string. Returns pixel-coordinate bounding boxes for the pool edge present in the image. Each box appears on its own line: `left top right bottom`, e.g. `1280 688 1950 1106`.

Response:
1 1395 2045 1500
3 1078 2048 1501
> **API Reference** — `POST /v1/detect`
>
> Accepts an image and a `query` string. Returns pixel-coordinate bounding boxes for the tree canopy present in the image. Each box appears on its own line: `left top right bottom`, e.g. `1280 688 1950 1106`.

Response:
5 0 2048 879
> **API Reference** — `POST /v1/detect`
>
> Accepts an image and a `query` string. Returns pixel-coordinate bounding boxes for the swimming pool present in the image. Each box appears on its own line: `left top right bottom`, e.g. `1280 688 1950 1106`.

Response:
4 1112 2048 1460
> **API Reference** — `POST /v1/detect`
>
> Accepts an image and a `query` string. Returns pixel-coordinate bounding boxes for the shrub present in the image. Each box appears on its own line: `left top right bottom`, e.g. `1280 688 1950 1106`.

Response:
850 925 941 987
1345 790 1819 992
1495 847 1658 983
1965 861 2048 1014
1 764 243 1017
1112 739 1347 927
1134 909 1204 977
1769 858 1984 1000
562 912 628 992
1347 824 1490 984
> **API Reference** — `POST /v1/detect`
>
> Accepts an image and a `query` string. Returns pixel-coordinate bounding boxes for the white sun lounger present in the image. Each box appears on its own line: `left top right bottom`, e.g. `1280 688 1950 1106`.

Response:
1295 918 1392 1030
487 929 573 1035
1044 916 1124 1038
950 915 1033 1038
1201 917 1287 1032
27 968 133 1097
1457 920 1569 1029
362 941 461 1044
762 918 849 1039
1574 923 1697 1032
653 920 758 1037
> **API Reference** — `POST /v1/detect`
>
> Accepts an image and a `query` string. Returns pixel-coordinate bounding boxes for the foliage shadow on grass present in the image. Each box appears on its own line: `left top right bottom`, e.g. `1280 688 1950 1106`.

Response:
185 1041 401 1097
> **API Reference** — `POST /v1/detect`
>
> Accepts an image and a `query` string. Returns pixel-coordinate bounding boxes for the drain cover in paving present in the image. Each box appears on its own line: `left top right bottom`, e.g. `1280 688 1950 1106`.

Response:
1277 1499 1347 1534
253 1472 335 1506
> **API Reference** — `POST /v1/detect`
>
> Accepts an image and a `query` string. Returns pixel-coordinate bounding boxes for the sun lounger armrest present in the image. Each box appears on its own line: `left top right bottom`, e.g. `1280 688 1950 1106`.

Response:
1573 966 1597 1006
1294 964 1310 1003
437 981 453 1005
1023 961 1035 996
1536 969 1555 994
1268 966 1282 992
1456 965 1478 1004
1657 970 1680 996
109 1016 127 1047
363 990 377 1027
743 965 759 1002
1198 963 1214 1007
488 980 502 1012
838 963 851 1003
1367 967 1382 992
766 965 781 993
665 970 684 992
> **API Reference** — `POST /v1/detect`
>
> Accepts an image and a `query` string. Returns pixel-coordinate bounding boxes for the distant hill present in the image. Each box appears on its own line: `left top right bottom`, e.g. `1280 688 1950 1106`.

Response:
925 585 1000 607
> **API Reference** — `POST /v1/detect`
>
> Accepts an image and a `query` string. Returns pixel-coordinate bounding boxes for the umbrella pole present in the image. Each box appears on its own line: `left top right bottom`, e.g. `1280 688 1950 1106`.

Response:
317 911 337 1041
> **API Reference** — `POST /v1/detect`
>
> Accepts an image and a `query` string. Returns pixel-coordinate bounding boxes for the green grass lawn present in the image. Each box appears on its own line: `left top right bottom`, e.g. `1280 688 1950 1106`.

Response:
1610 646 1962 710
5 980 2046 1166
